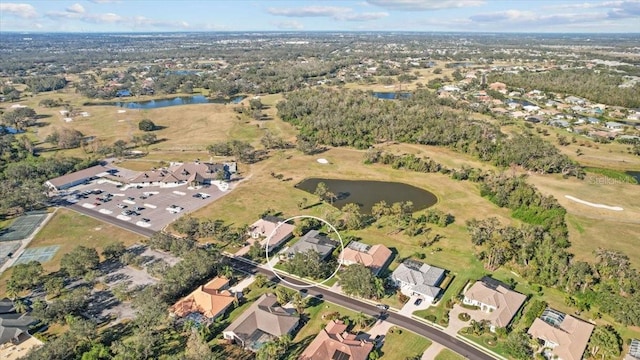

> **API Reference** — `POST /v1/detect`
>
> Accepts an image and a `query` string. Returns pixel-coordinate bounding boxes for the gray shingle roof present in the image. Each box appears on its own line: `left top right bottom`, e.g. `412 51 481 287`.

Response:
391 260 445 296
286 230 338 259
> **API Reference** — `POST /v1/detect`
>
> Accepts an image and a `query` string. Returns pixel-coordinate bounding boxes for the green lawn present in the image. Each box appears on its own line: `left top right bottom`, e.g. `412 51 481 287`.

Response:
435 348 466 360
294 300 362 341
379 326 432 359
461 333 510 359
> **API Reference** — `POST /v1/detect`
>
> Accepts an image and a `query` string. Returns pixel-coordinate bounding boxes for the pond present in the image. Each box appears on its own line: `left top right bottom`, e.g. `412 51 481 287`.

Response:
93 94 245 110
372 92 411 100
295 178 437 214
627 171 640 184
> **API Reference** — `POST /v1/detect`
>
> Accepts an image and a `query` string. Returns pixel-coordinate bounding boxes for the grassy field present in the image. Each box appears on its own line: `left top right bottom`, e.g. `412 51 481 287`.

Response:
435 348 466 360
0 208 144 297
379 326 432 359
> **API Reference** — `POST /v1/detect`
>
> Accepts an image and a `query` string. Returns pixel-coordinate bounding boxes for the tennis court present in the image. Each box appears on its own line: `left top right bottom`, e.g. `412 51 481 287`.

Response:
13 245 60 265
0 213 48 242
0 241 21 267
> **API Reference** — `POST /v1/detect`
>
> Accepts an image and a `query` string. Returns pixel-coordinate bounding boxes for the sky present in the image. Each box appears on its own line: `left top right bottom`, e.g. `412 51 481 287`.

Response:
1 0 639 33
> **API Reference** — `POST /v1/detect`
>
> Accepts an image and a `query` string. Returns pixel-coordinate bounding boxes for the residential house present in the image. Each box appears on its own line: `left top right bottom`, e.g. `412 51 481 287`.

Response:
299 320 374 360
170 277 235 321
605 121 625 131
390 259 446 303
462 278 527 332
527 308 594 360
550 119 571 128
338 241 393 276
247 216 295 249
488 82 507 92
626 339 640 360
564 96 586 105
283 230 338 260
0 298 37 346
223 293 299 352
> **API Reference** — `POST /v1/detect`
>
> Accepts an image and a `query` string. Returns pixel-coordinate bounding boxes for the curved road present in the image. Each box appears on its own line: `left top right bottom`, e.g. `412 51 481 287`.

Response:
62 202 493 360
226 256 494 360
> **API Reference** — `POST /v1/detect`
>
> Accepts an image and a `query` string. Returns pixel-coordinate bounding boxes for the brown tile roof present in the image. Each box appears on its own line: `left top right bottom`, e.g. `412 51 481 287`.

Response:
340 242 392 275
248 217 295 248
527 313 594 360
464 279 527 328
171 277 235 319
299 320 374 360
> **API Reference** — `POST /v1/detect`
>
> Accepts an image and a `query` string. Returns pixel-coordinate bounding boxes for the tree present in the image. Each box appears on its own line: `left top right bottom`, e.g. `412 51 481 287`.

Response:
60 246 100 278
504 331 534 360
138 119 156 131
102 242 126 261
254 274 268 288
314 182 328 202
112 140 128 157
341 203 365 230
9 260 43 291
46 128 84 149
185 331 213 360
44 276 65 298
275 286 293 306
589 325 622 360
291 291 309 317
340 263 380 299
284 250 332 280
13 299 27 313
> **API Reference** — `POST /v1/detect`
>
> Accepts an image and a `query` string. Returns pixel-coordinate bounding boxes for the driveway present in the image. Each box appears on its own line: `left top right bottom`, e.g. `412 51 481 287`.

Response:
445 304 471 336
229 275 256 297
399 295 431 316
421 342 446 360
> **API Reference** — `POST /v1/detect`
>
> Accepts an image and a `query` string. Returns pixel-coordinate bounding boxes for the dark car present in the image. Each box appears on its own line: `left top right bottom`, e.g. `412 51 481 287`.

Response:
141 218 151 223
192 193 202 198
414 298 423 306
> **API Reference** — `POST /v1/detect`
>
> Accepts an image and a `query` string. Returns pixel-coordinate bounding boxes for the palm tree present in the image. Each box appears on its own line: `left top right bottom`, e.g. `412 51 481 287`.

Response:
291 292 308 318
373 277 386 300
277 334 292 355
6 284 19 301
354 312 369 329
221 265 233 280
13 299 27 314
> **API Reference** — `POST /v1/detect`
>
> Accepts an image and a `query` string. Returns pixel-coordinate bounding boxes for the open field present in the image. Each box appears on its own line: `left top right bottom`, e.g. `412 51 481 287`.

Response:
0 208 144 297
527 173 640 267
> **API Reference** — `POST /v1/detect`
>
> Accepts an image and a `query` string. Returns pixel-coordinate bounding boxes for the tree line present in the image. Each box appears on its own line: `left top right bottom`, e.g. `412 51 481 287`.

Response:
277 88 583 178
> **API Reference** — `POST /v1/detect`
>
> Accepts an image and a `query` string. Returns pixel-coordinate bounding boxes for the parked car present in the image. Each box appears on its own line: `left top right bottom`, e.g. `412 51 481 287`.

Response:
139 195 148 200
117 204 127 209
376 304 389 311
141 218 150 223
133 206 143 211
192 193 202 198
127 197 135 201
413 298 423 306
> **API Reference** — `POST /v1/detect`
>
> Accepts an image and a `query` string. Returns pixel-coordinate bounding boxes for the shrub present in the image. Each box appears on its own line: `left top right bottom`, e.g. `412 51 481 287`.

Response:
424 314 437 322
458 312 471 321
138 119 156 131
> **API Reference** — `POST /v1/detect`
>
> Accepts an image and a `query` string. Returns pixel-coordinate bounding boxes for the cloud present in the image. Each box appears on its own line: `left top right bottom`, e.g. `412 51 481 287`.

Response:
0 3 38 18
366 0 485 11
267 5 388 21
88 0 122 3
274 20 304 30
268 6 352 17
66 3 85 14
45 6 189 29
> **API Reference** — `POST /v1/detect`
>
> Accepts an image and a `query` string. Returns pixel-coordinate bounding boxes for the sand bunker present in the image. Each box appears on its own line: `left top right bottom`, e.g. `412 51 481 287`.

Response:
565 195 623 211
317 158 329 164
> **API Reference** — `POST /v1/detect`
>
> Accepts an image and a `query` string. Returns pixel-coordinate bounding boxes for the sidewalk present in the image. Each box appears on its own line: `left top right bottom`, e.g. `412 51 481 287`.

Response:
421 342 445 360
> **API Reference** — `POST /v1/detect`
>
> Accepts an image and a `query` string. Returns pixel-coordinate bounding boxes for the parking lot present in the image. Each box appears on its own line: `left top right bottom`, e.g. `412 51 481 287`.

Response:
63 180 228 232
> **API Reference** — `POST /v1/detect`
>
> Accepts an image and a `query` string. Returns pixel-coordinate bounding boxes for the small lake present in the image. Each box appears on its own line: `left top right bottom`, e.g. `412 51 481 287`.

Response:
295 178 437 214
372 92 411 100
627 171 640 184
93 95 245 110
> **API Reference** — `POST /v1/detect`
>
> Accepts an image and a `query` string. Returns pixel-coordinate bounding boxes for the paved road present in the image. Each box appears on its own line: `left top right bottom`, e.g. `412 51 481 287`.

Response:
59 203 493 360
226 257 493 360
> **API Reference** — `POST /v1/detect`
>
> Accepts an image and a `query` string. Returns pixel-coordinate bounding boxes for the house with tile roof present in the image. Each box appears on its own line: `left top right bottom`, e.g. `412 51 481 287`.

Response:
527 308 594 360
248 216 295 249
390 259 446 303
170 277 235 321
223 293 299 352
338 241 393 276
463 278 527 331
299 320 374 360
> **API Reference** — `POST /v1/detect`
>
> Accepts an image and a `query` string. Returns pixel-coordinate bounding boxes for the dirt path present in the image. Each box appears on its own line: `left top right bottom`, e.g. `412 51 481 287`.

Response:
565 195 623 211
